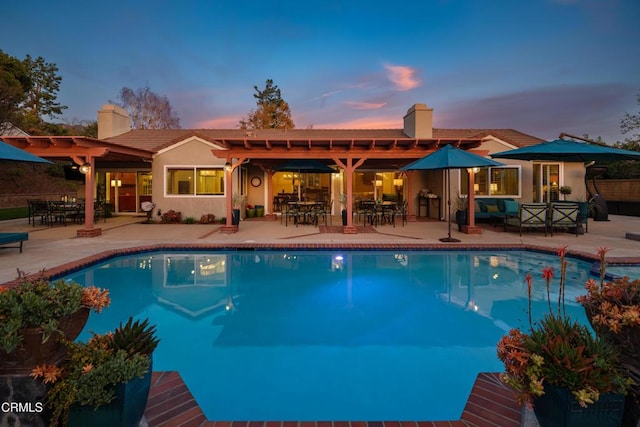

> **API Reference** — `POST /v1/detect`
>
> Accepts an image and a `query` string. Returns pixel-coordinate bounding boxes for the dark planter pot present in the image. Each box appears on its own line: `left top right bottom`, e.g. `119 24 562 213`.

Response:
0 308 90 375
534 383 625 427
585 308 640 426
67 358 153 427
232 209 240 225
341 209 347 226
455 210 467 232
255 205 265 217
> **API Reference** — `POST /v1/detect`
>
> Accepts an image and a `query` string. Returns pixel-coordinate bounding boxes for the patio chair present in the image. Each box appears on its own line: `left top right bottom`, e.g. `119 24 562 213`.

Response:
394 200 408 227
94 200 107 223
282 202 300 227
504 203 548 236
549 203 580 236
314 200 332 226
28 199 49 226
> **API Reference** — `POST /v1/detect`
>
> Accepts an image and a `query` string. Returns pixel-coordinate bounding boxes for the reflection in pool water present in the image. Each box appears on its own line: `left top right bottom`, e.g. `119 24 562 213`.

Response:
65 250 595 421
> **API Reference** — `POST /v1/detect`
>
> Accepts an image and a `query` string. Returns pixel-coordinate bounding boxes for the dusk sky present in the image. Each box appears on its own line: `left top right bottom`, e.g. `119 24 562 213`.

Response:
2 0 639 143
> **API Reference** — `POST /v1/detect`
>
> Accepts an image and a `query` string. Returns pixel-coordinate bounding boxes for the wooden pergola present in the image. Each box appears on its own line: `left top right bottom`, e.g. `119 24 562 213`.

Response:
209 136 487 233
1 136 153 237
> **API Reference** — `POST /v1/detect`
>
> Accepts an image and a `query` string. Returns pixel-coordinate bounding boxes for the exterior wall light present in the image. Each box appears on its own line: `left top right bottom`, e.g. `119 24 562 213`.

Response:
224 162 232 172
78 162 91 174
467 167 480 174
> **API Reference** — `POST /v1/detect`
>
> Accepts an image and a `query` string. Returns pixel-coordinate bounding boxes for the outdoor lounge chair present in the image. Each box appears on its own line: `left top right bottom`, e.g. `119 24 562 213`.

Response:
549 202 580 236
0 232 28 253
504 203 548 236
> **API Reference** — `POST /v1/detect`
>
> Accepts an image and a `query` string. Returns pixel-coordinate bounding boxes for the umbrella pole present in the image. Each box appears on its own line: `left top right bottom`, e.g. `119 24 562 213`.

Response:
440 168 461 243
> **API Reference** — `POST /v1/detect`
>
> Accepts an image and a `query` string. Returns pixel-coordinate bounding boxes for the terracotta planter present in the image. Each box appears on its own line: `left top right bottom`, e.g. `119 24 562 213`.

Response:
0 308 90 375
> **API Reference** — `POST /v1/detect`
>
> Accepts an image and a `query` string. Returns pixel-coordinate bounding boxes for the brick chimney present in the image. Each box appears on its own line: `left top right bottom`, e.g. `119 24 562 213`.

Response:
97 104 131 139
403 103 433 138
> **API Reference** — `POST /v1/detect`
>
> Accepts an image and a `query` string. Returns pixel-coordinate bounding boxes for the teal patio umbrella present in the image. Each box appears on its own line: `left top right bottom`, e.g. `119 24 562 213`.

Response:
491 139 640 162
491 139 640 221
401 144 504 242
0 140 52 163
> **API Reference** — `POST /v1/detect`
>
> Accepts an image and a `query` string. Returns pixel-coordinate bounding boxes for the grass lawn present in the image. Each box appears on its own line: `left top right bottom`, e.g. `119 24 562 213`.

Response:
0 207 28 221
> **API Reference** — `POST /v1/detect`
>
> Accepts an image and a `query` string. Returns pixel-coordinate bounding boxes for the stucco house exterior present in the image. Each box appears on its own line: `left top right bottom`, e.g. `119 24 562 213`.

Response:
97 103 586 225
1 102 589 235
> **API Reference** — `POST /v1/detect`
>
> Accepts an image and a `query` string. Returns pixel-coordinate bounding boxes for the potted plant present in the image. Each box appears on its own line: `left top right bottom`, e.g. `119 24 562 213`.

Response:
339 193 348 225
32 317 160 427
497 246 630 427
0 273 110 375
560 186 572 200
246 204 256 218
453 193 468 231
577 247 640 426
231 193 244 225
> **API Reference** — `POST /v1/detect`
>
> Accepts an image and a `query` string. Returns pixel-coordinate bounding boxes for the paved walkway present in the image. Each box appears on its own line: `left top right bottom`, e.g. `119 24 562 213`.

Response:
1 214 639 284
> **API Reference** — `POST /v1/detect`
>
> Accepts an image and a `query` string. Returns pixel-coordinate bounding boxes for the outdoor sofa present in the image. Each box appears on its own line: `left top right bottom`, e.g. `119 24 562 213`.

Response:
0 232 28 253
473 198 519 222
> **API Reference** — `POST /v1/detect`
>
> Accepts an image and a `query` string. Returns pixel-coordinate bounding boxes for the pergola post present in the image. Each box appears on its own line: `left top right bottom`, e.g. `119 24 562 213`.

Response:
405 171 417 222
220 157 247 233
461 168 482 235
334 157 365 233
76 156 102 238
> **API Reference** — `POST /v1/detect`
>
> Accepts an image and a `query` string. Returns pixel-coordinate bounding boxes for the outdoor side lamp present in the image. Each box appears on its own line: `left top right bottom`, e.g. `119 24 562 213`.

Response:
78 162 91 174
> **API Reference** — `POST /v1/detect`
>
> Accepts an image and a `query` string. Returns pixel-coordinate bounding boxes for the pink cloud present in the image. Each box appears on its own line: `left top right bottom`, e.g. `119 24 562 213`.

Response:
384 64 420 91
315 115 401 129
345 101 387 110
194 115 241 128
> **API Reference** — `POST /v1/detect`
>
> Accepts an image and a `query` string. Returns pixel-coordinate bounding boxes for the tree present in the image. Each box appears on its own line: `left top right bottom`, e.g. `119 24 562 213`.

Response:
115 85 181 129
604 91 640 178
239 79 294 130
619 91 640 149
0 49 31 133
22 54 67 121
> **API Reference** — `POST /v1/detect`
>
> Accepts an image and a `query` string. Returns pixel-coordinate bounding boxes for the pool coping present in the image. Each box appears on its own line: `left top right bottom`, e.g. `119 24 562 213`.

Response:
3 242 639 287
3 242 638 426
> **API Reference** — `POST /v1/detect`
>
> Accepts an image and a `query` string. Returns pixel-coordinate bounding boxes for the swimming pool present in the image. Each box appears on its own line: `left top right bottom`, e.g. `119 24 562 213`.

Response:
64 249 596 421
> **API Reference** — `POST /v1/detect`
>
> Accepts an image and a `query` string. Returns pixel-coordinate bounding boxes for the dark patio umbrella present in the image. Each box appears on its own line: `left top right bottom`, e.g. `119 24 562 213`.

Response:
491 139 640 221
401 144 504 242
273 159 335 200
490 139 640 162
0 140 52 163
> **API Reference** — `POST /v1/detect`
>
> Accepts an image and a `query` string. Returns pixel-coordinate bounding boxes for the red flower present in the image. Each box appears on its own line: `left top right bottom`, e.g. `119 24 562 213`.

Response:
557 245 568 259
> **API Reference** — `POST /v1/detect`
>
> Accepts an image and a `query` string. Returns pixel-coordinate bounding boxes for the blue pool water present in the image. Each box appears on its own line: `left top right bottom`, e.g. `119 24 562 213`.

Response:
64 250 598 421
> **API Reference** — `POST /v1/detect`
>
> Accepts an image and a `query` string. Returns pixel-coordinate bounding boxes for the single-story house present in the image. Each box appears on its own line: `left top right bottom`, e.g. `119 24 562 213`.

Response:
1 103 589 235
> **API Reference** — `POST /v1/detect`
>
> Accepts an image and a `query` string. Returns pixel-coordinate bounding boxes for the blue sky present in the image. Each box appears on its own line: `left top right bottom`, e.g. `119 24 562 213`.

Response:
2 0 639 143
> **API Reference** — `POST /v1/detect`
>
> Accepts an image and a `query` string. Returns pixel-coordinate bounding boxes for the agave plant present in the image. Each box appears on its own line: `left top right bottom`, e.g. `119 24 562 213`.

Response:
108 317 160 357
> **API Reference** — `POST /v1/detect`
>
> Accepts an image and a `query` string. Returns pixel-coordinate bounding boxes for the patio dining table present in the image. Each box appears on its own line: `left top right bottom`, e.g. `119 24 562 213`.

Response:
287 201 325 225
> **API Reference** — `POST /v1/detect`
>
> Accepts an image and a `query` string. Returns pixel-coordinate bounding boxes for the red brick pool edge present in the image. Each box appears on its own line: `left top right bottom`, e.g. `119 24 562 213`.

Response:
144 371 522 427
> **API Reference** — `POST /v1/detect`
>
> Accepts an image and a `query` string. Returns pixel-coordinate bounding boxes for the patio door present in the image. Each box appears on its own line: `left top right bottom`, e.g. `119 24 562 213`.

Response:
533 164 560 203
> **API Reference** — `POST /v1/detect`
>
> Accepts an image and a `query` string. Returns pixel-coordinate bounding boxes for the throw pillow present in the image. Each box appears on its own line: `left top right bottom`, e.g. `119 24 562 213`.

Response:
486 205 499 213
504 200 519 214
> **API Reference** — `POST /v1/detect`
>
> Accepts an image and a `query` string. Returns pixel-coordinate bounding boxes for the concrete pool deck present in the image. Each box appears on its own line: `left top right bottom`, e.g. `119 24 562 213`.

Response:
1 214 639 426
1 214 639 283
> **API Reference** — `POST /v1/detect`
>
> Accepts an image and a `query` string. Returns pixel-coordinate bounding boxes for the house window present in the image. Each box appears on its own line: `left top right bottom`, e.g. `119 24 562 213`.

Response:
166 167 225 196
461 166 520 197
